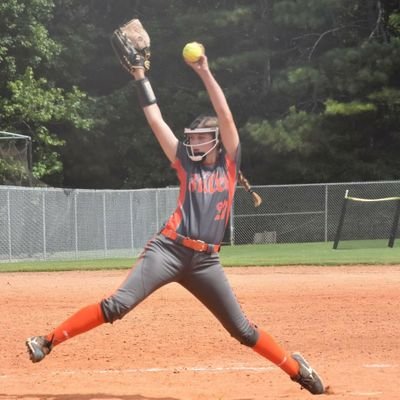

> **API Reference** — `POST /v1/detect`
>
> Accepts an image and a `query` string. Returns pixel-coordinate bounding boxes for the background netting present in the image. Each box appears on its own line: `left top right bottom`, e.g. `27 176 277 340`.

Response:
0 132 31 186
333 191 400 249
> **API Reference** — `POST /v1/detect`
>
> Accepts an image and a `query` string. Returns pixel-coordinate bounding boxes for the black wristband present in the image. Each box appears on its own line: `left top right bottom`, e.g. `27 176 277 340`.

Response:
134 77 157 107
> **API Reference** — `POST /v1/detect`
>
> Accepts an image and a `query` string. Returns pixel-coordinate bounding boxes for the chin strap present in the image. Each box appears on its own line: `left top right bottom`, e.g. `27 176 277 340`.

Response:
184 137 219 161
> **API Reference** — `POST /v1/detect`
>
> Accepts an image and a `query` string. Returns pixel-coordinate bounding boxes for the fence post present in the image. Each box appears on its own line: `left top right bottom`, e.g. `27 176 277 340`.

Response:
388 199 400 248
42 190 47 259
324 184 328 242
155 190 159 229
74 191 78 259
333 189 349 249
103 192 107 257
230 204 235 246
7 189 12 261
130 191 134 253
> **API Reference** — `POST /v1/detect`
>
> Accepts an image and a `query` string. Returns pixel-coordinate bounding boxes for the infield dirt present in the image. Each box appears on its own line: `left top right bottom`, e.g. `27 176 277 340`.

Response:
1 265 399 399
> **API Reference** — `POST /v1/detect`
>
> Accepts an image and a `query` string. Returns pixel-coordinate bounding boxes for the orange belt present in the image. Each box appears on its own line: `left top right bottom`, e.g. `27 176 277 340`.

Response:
161 228 220 253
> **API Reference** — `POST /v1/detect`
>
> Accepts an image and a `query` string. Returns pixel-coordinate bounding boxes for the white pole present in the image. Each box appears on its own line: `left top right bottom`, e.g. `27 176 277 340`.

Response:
0 131 31 140
74 192 78 259
7 190 12 261
130 191 134 252
155 190 159 229
230 196 235 246
324 185 328 242
42 191 47 260
103 192 107 257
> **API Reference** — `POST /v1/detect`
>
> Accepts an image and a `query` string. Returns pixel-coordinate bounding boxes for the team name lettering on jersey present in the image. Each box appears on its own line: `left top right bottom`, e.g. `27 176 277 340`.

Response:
188 172 228 194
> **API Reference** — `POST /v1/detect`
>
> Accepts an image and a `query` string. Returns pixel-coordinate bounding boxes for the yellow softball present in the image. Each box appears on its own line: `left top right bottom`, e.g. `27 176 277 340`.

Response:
182 42 204 63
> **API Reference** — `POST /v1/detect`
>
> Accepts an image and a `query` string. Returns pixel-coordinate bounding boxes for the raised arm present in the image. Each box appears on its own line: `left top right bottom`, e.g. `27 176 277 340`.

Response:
186 55 240 160
111 19 178 163
131 69 178 163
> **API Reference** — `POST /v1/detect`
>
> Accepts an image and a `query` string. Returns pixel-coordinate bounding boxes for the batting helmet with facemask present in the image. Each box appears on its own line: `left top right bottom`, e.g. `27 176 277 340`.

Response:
183 115 220 162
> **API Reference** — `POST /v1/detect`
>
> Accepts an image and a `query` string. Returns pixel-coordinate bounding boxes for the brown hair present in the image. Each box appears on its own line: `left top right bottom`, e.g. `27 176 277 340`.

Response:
237 170 262 207
188 115 218 129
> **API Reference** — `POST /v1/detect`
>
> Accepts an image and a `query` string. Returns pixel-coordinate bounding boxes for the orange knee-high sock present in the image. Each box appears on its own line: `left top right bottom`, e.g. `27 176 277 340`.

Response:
45 303 105 346
252 329 300 377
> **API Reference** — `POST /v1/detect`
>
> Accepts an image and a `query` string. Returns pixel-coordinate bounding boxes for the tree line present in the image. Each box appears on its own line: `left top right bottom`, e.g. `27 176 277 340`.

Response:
1 0 399 188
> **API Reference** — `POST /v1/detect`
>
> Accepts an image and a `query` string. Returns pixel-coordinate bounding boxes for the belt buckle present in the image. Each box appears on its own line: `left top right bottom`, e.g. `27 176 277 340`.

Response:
194 239 208 252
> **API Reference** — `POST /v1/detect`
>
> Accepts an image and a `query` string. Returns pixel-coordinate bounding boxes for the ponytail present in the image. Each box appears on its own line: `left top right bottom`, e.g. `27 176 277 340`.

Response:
237 170 262 208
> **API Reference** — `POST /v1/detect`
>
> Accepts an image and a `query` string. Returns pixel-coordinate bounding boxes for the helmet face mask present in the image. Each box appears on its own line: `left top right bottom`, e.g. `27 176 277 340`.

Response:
183 127 220 161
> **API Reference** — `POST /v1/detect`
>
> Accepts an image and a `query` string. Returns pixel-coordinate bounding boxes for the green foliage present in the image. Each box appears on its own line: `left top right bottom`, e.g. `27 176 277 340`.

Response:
0 157 30 185
273 0 344 30
388 12 400 34
324 99 376 116
368 87 400 110
1 67 92 180
1 0 400 187
0 0 60 77
245 107 318 155
243 1 400 183
0 0 93 184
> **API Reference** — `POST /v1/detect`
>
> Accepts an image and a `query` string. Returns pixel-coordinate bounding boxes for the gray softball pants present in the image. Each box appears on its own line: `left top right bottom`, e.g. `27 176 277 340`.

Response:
101 234 258 347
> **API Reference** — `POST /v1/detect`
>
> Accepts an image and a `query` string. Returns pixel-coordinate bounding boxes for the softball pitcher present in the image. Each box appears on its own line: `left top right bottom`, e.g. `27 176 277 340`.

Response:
26 20 326 395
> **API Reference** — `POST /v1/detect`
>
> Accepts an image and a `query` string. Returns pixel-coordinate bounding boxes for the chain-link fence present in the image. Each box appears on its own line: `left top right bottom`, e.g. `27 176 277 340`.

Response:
1 180 399 262
0 187 179 262
233 181 400 245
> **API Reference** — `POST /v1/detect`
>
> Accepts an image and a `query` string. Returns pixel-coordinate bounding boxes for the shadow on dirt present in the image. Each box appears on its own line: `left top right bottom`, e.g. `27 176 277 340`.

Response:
0 395 181 400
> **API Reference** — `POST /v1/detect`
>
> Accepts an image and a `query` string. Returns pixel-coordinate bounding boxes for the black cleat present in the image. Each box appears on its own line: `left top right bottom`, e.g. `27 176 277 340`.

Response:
291 352 326 395
26 336 53 363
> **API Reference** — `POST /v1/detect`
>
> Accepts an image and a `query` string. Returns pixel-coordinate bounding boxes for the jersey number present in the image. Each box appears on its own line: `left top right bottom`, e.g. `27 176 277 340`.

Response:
215 200 228 221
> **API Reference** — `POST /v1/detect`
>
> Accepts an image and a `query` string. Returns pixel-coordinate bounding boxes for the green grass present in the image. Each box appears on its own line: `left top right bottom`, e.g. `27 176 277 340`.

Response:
221 240 399 266
0 240 398 273
0 258 135 273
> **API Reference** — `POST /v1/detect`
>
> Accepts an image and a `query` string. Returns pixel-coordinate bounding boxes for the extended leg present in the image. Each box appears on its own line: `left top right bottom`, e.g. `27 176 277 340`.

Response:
180 253 325 394
26 236 187 363
26 303 104 362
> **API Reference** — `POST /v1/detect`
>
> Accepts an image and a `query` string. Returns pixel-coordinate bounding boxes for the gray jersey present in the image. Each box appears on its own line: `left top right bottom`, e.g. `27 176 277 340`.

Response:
163 142 241 244
101 141 257 348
